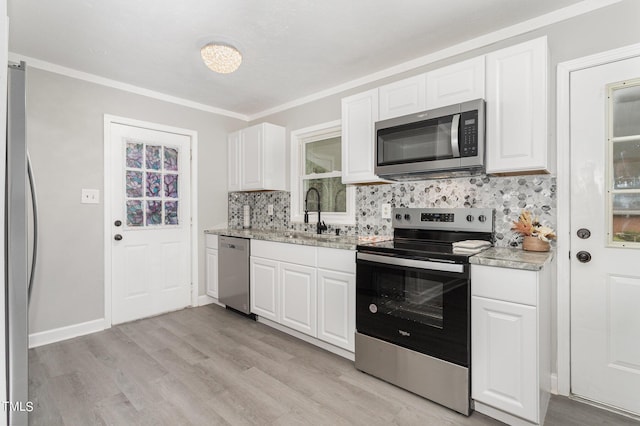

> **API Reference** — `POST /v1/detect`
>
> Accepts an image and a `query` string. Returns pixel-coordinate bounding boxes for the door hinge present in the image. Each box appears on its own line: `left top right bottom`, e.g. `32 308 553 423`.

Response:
569 250 571 259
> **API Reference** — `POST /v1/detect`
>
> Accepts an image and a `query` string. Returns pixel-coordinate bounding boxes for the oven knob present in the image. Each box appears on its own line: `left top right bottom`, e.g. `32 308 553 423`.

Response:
466 214 474 222
478 214 487 223
404 214 411 221
369 304 378 314
395 213 402 220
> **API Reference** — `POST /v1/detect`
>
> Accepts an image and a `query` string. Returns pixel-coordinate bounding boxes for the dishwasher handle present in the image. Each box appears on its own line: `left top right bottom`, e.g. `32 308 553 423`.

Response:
221 243 245 250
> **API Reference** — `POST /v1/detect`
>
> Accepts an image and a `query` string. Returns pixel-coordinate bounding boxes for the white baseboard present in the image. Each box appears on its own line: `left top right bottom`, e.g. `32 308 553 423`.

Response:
198 294 224 307
551 373 559 395
29 318 106 348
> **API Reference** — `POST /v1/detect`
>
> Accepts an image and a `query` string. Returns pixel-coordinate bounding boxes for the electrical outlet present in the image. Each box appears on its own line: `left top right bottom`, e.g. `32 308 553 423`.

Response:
381 203 391 219
267 204 274 216
81 189 100 204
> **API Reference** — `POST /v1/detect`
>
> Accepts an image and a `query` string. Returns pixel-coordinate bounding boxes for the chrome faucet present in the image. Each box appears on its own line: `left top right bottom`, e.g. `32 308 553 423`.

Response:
304 187 327 234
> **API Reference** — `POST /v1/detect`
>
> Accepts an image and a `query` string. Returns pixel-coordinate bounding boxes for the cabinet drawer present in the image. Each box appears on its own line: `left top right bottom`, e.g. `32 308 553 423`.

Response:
317 247 355 274
471 264 537 306
205 234 219 249
251 240 316 266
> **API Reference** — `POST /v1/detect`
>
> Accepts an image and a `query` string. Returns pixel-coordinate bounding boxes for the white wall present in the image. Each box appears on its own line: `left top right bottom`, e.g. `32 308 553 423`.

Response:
25 68 245 334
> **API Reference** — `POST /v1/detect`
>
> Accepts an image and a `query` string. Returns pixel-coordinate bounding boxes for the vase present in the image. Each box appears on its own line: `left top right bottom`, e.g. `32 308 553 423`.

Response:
522 236 550 252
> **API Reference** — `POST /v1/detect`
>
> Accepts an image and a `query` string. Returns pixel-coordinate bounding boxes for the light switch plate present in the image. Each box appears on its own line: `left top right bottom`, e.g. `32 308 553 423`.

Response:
81 189 100 204
381 203 391 219
267 204 274 216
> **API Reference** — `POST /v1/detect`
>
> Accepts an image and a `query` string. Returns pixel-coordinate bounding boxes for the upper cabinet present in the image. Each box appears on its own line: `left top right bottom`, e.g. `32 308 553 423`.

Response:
378 74 426 120
426 56 485 109
341 89 388 184
339 36 549 182
485 37 549 174
227 122 287 192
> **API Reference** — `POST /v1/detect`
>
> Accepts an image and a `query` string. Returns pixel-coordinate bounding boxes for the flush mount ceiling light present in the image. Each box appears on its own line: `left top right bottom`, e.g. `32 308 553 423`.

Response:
200 43 242 74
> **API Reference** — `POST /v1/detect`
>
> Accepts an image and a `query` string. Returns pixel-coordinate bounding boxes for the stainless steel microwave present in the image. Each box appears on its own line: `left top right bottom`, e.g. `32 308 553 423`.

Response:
375 99 485 180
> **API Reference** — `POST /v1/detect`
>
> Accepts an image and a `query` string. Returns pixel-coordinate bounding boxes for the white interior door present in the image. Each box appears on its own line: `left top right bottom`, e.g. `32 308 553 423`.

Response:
570 55 640 415
110 123 191 325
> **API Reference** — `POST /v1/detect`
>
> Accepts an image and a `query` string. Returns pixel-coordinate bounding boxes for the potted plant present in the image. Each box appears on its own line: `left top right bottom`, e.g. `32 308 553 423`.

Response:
512 210 556 252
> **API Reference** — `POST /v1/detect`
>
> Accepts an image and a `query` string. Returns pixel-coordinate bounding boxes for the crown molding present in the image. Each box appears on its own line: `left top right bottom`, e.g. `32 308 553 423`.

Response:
8 52 249 121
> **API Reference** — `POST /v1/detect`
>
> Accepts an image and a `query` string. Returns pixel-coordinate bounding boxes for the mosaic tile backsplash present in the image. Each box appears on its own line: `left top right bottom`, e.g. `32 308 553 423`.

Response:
228 174 557 248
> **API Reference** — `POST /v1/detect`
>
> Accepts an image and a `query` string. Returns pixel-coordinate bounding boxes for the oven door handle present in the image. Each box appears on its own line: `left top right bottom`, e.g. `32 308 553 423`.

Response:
357 252 464 273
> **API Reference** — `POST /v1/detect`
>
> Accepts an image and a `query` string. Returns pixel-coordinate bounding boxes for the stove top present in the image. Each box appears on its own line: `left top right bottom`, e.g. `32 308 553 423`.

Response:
357 207 495 263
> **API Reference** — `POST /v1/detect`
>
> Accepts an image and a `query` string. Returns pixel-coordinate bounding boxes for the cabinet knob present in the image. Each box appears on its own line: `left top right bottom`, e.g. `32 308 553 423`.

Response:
114 234 123 241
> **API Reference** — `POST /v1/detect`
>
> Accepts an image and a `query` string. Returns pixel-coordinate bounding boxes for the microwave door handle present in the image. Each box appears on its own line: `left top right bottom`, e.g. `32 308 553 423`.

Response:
450 114 460 157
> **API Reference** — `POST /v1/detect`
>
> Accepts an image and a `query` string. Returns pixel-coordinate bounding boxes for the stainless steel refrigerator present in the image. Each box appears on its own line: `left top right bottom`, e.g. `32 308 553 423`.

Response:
6 61 37 426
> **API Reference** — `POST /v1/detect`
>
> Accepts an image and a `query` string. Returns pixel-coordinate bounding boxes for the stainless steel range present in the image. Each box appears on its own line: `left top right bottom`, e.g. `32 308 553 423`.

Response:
355 207 494 415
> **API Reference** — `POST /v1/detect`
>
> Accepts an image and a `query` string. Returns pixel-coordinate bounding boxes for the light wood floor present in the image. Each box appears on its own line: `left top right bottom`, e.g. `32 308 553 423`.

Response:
29 304 638 425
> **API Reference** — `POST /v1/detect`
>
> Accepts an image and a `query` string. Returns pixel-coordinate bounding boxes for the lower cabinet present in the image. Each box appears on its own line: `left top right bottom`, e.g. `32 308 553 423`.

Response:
205 234 219 299
250 257 279 321
317 269 355 350
471 262 552 425
250 240 356 352
280 262 317 336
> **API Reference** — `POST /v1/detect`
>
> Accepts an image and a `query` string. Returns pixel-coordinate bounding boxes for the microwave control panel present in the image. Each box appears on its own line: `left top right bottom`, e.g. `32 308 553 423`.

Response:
460 110 478 157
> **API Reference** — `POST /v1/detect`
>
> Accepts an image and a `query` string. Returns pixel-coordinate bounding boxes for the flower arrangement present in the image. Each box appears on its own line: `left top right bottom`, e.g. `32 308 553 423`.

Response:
512 210 556 242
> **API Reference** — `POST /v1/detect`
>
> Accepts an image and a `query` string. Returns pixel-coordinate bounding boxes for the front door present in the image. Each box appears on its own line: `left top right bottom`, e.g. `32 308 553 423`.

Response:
109 122 191 325
570 55 640 415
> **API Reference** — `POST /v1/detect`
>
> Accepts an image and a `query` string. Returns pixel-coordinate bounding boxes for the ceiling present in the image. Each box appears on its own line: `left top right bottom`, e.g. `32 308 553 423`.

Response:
8 0 592 119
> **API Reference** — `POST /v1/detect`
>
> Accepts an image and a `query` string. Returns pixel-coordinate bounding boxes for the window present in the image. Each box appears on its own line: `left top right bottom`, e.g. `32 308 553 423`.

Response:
608 78 640 247
291 121 355 225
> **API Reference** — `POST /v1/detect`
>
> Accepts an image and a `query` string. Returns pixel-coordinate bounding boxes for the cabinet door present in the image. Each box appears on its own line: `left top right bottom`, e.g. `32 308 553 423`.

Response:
241 124 263 190
472 296 538 423
341 89 386 184
250 257 279 321
317 269 354 351
485 37 548 174
379 74 426 120
227 131 241 191
426 56 485 109
205 248 219 299
280 262 317 336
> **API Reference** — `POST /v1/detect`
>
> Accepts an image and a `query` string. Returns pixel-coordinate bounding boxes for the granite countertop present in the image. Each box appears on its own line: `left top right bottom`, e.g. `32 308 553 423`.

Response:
205 228 391 251
469 247 554 271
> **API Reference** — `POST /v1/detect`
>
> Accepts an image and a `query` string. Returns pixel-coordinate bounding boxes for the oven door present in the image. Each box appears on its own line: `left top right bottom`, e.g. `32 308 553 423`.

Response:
356 252 469 367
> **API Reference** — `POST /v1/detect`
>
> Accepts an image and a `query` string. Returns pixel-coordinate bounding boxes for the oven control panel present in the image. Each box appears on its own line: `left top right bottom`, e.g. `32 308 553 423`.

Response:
421 212 455 222
393 207 494 232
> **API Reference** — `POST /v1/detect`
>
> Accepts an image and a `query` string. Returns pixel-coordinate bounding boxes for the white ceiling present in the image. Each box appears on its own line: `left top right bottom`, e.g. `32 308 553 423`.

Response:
8 0 594 118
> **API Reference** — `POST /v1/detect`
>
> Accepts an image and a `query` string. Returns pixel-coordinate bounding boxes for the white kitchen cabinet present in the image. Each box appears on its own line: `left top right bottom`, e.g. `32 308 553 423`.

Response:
426 56 485 109
471 262 551 425
227 122 287 191
378 74 426 120
317 269 355 351
250 257 279 322
250 240 356 353
227 131 241 191
205 234 219 299
485 37 549 174
280 262 317 336
341 89 387 184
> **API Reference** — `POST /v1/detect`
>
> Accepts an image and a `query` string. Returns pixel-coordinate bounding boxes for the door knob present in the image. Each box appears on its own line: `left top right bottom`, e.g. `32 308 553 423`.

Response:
577 228 591 239
576 251 591 263
114 234 123 241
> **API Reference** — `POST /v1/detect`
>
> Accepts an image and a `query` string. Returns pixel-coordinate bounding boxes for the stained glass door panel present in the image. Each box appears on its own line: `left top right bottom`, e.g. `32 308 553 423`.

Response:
125 141 180 228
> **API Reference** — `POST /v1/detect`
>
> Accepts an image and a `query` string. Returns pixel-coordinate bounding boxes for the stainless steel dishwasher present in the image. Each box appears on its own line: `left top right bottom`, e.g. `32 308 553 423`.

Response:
218 236 251 315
